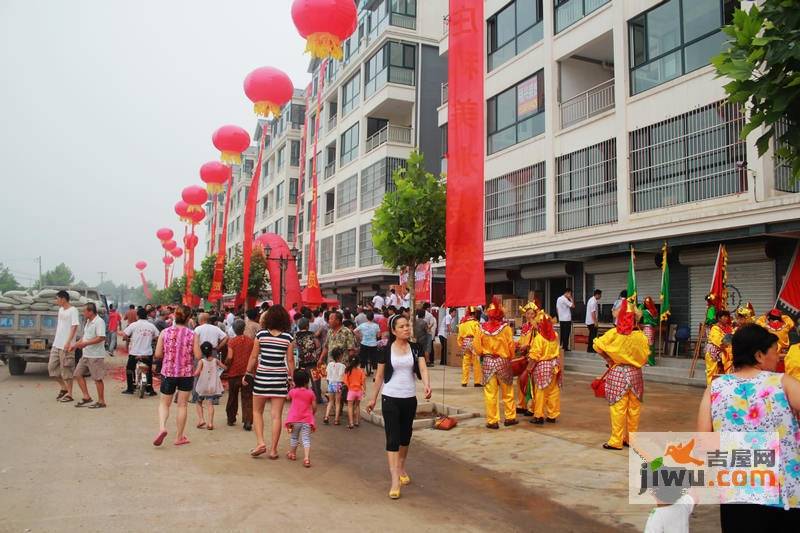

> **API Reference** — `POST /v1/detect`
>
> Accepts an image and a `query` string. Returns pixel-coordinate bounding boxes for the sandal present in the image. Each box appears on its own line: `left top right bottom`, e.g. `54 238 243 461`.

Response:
174 436 191 446
56 389 67 400
58 395 74 403
268 452 279 460
153 430 168 446
207 425 214 431
303 458 311 468
75 398 93 407
250 445 267 457
286 451 297 461
323 417 329 425
334 419 340 426
196 422 207 429
87 402 106 409
348 424 354 429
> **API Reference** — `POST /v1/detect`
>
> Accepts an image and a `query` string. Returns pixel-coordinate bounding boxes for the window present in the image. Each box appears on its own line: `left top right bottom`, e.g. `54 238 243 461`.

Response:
342 73 361 115
320 236 333 275
360 157 405 210
335 228 357 269
303 243 310 276
274 218 283 236
487 71 545 154
485 162 547 240
556 139 618 231
554 0 610 34
340 123 360 166
275 181 284 207
261 195 268 215
359 223 382 267
277 146 285 169
629 0 734 95
488 0 544 71
288 215 296 244
337 175 358 218
324 189 335 226
291 104 306 128
629 100 747 212
365 42 415 97
290 141 300 167
243 158 254 176
440 125 448 158
289 178 299 204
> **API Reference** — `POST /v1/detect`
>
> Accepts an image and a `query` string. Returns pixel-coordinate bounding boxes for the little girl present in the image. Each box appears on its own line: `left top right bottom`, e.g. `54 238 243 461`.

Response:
324 348 345 425
342 355 366 429
285 368 316 467
194 341 226 430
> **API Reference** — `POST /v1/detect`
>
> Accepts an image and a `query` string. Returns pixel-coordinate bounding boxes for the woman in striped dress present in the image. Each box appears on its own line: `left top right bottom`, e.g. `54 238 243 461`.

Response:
244 305 295 459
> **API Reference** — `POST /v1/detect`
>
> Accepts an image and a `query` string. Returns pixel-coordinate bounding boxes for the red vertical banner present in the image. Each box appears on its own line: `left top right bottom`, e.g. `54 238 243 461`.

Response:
445 0 485 307
208 175 233 303
293 89 310 250
209 194 218 256
239 131 268 303
304 61 328 306
777 243 800 316
400 263 432 303
140 272 152 300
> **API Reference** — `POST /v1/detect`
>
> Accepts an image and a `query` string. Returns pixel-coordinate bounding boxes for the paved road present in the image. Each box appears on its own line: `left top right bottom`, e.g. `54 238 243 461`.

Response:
0 360 621 533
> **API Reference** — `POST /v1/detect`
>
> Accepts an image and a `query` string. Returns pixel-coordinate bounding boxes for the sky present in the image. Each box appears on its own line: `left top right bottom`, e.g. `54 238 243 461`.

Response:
0 0 310 288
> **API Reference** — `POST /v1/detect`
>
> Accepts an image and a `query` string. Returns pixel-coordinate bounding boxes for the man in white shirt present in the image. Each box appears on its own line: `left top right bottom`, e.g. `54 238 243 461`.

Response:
122 307 160 395
555 288 575 352
49 290 81 403
387 288 400 308
193 313 228 358
224 308 235 329
585 289 602 353
72 303 108 408
436 306 454 365
372 291 385 310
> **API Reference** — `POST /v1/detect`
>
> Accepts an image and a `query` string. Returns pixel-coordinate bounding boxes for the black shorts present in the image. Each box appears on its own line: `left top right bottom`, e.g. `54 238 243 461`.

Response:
382 395 417 452
160 376 194 395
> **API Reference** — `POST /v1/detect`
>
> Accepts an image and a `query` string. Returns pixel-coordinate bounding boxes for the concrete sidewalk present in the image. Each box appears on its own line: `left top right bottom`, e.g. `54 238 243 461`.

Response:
364 363 719 532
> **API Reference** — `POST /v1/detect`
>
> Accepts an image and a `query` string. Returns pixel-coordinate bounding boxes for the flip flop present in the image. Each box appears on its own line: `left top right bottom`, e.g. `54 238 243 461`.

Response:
87 402 106 409
196 422 207 429
75 398 93 407
286 452 297 461
250 445 267 457
57 390 67 400
268 452 279 460
153 430 168 446
174 436 190 446
303 459 311 468
58 395 74 403
207 425 214 431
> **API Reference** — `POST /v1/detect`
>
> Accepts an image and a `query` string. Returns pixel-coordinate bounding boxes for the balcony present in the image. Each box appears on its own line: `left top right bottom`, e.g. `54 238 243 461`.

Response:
364 66 416 98
560 79 614 128
324 161 336 180
366 125 414 153
324 210 334 226
555 0 610 34
441 82 448 105
327 115 337 131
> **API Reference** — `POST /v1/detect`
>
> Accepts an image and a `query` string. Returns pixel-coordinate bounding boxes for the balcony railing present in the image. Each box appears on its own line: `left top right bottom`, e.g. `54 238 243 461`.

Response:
555 0 610 34
366 125 414 153
441 82 448 105
324 210 334 226
560 79 615 128
327 115 337 131
324 161 336 179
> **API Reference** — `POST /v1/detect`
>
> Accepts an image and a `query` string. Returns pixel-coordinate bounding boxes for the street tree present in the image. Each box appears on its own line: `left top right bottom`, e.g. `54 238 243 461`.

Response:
130 280 158 306
0 264 22 292
372 150 446 319
41 263 75 286
191 255 217 299
713 1 800 180
225 247 269 299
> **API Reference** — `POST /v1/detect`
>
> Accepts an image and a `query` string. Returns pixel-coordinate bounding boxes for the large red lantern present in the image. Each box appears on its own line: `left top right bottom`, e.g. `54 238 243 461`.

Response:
182 185 208 213
186 206 205 226
184 234 199 249
175 200 191 223
243 67 294 118
212 125 251 165
199 161 231 194
170 247 184 258
163 256 174 265
162 239 177 251
135 261 147 271
156 228 173 242
291 0 357 59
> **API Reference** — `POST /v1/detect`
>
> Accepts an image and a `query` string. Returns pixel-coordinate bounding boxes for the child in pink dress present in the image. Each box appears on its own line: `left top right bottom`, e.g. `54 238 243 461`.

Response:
285 368 317 467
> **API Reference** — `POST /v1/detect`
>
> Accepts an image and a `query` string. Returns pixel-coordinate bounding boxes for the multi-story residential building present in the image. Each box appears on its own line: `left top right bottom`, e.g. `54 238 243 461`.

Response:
435 0 799 330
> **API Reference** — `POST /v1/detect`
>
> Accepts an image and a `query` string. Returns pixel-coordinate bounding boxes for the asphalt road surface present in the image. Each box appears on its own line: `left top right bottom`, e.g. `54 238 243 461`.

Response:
0 361 627 533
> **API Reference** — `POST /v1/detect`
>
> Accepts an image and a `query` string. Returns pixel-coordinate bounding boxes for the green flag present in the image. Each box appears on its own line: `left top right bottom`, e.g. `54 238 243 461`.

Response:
660 243 671 322
627 246 637 303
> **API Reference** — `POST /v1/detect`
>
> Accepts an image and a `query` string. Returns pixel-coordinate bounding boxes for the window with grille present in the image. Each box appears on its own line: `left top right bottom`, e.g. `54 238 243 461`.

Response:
275 181 284 207
335 228 357 269
288 215 296 243
290 141 301 167
556 139 618 231
320 236 333 275
360 157 405 210
485 162 546 240
340 123 360 166
359 223 382 267
337 175 358 218
289 178 299 204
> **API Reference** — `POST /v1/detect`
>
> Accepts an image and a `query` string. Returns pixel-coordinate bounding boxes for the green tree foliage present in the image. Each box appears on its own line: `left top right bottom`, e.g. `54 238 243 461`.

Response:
0 264 22 292
129 280 158 306
225 248 269 297
191 254 217 299
713 1 800 180
372 150 446 314
41 263 75 286
149 275 186 305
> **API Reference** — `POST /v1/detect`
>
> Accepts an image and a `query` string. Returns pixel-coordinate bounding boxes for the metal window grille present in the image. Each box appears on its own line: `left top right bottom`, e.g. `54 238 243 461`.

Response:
774 117 799 193
335 228 357 269
556 138 618 231
629 100 747 212
337 175 359 218
359 223 382 267
360 157 405 210
485 162 547 240
320 237 333 275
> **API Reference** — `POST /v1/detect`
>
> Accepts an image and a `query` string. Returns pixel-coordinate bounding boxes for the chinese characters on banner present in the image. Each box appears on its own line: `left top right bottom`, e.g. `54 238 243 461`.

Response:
399 263 433 303
445 0 485 307
207 173 235 303
239 131 268 303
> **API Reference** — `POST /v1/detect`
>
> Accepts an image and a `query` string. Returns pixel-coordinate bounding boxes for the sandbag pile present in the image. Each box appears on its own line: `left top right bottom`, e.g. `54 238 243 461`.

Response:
0 289 100 312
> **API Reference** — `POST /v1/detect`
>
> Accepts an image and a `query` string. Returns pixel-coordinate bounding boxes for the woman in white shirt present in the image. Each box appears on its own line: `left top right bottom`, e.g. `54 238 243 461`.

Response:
367 314 431 500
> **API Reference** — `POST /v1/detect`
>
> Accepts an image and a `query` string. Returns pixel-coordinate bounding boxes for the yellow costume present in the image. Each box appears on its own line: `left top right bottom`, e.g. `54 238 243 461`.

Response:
515 301 539 413
474 298 517 428
756 312 795 353
457 314 482 386
785 344 800 381
527 317 561 422
704 323 733 386
593 299 649 450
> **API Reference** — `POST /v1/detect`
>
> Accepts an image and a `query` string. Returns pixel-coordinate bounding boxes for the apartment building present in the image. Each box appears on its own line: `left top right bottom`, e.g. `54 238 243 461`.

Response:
437 0 800 329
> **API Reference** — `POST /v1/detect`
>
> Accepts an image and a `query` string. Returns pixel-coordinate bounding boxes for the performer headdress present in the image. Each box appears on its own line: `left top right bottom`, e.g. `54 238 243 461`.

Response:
735 302 755 319
486 296 505 321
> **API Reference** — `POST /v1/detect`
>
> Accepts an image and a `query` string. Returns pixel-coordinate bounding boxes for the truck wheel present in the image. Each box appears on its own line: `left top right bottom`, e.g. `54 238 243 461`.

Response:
8 358 27 375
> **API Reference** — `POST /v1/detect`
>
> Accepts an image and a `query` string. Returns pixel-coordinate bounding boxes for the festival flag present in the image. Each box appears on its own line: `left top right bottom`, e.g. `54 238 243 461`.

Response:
239 127 268 303
208 175 234 303
776 242 800 317
140 272 152 300
709 244 728 311
627 246 637 304
659 242 671 322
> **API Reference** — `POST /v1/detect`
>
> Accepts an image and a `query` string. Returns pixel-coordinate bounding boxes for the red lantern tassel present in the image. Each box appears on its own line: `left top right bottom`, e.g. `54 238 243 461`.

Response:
305 32 344 60
220 151 242 165
253 101 282 118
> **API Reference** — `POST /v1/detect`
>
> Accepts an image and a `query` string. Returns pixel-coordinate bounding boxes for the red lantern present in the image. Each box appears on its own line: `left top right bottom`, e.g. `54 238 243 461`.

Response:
135 261 147 271
182 185 208 213
186 206 205 226
212 125 251 165
184 234 199 249
156 228 173 242
291 0 357 59
170 247 184 258
163 256 174 265
175 200 191 223
243 67 294 118
199 161 231 195
162 239 177 251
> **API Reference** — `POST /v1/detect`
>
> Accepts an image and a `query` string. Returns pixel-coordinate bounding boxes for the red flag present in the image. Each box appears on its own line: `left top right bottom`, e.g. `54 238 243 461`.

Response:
445 0 485 307
239 131 269 303
208 175 234 303
399 263 432 303
293 90 310 249
777 243 800 316
709 244 728 311
140 272 152 300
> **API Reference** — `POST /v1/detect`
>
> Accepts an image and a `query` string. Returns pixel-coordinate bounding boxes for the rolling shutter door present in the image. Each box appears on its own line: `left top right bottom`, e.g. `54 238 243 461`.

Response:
689 261 775 329
589 269 660 302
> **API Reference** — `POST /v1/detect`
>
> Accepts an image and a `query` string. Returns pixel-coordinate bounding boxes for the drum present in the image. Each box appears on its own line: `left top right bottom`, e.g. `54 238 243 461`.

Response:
510 356 527 377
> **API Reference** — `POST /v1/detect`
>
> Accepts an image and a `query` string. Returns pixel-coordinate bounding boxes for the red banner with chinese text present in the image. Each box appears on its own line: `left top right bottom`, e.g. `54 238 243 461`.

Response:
445 0 485 307
239 131 268 303
207 174 234 303
399 263 432 303
293 89 310 250
140 272 152 300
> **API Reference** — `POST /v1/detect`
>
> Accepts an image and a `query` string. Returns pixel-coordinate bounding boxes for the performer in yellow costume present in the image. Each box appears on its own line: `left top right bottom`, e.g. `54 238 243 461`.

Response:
756 308 795 353
786 343 800 381
515 302 539 416
527 310 562 425
703 310 733 386
457 307 482 387
474 297 517 429
734 302 755 330
593 299 649 450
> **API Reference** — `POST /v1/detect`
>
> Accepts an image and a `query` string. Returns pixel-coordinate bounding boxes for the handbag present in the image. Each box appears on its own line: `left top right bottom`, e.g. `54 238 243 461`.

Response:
434 415 458 430
590 365 614 398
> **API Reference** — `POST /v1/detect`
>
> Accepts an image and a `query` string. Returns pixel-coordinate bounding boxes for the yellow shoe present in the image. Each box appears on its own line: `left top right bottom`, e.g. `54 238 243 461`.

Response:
399 474 411 485
389 488 401 499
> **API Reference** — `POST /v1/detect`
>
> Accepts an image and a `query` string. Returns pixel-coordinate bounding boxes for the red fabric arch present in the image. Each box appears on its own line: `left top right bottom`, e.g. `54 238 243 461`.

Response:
253 233 301 309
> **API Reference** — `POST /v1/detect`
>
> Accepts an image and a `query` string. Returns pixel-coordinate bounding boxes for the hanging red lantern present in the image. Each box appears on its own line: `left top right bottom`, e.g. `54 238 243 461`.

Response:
170 247 184 258
186 206 205 226
199 161 231 194
182 185 208 213
175 200 191 223
163 256 174 265
184 234 199 249
156 228 173 242
291 0 357 59
135 261 147 271
243 67 294 118
212 125 251 165
162 239 177 251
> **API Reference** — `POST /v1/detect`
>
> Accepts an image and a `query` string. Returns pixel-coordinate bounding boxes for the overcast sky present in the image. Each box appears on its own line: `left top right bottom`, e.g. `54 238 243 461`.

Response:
0 0 309 288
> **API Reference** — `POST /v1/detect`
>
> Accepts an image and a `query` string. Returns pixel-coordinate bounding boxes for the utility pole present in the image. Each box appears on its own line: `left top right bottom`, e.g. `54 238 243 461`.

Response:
34 256 42 289
98 271 107 285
